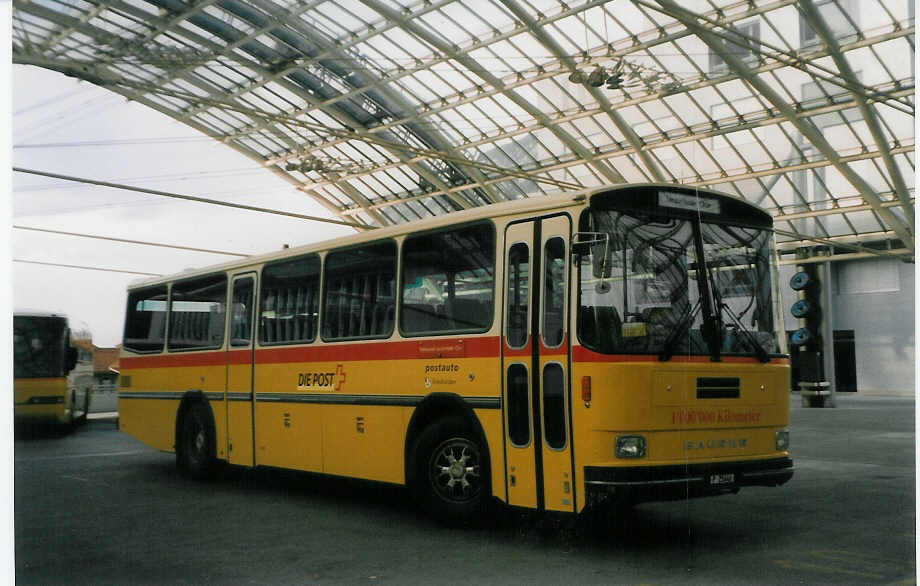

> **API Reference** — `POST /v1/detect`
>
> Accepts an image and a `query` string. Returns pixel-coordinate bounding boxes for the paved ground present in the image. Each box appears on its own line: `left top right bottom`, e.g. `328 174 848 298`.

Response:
88 389 117 414
14 394 916 585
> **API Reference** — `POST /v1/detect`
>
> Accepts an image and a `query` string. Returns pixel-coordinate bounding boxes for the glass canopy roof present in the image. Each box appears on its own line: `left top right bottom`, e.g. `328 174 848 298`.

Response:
11 0 915 259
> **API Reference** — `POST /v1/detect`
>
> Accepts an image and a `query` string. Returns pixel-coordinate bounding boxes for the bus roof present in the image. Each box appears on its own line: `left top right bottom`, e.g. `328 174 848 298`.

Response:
126 183 765 291
14 309 69 320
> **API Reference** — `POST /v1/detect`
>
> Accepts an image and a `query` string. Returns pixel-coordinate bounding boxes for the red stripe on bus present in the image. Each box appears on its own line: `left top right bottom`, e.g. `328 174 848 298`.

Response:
120 352 227 368
120 340 787 368
539 333 569 356
503 338 531 357
120 336 503 368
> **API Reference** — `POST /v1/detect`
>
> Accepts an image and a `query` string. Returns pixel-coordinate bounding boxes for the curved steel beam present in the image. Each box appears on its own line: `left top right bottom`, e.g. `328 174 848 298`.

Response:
797 0 914 228
498 0 664 183
360 0 627 187
651 0 914 250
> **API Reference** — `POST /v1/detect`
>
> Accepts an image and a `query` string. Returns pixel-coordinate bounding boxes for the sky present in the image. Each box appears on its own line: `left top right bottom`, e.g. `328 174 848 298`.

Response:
10 64 354 347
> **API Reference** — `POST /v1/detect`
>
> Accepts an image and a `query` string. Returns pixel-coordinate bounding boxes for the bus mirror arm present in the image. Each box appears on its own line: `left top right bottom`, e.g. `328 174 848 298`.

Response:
572 232 610 280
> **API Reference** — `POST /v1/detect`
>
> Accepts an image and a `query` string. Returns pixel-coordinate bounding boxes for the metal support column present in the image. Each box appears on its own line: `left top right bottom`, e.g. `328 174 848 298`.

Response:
817 252 836 407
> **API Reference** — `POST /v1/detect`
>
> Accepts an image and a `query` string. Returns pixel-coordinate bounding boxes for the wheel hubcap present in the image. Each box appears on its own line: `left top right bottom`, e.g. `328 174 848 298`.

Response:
194 430 206 454
187 414 207 464
430 438 481 503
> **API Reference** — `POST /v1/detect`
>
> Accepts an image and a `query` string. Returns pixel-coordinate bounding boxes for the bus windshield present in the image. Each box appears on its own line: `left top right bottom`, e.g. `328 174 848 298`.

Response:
14 315 68 378
577 207 779 360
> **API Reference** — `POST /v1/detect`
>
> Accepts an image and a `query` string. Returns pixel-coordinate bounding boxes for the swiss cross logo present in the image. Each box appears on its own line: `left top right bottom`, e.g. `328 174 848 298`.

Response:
334 364 347 391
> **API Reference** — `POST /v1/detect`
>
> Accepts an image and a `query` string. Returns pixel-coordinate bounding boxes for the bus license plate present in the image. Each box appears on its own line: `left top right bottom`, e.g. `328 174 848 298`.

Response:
709 473 735 486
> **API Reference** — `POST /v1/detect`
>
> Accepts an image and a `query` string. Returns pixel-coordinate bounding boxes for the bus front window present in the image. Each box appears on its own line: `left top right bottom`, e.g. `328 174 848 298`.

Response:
13 316 67 378
577 208 779 359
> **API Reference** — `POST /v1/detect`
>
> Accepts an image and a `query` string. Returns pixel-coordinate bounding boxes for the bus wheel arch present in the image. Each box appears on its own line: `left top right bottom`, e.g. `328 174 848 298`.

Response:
175 392 218 480
405 394 491 523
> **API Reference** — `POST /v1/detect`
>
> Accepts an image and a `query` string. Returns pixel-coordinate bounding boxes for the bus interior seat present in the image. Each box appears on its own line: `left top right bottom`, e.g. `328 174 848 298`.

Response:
449 298 485 329
578 305 621 352
403 303 441 332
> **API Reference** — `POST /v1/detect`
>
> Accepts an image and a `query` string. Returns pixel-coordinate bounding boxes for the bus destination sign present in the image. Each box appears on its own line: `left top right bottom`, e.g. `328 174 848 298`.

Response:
659 190 721 214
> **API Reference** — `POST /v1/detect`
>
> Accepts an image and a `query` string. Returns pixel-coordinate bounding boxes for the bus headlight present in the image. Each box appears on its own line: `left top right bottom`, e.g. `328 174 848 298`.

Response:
615 435 646 459
775 430 790 451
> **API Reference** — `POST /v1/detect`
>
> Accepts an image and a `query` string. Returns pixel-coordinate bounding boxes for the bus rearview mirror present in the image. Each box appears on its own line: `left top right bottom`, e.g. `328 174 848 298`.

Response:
572 232 611 279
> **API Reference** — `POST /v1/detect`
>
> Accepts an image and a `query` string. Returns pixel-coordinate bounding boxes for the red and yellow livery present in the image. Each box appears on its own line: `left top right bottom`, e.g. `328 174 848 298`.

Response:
120 184 793 521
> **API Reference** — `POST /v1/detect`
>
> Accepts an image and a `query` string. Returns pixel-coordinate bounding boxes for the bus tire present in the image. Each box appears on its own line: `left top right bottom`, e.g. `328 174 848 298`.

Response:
67 390 78 429
77 390 90 424
177 402 217 480
410 416 489 524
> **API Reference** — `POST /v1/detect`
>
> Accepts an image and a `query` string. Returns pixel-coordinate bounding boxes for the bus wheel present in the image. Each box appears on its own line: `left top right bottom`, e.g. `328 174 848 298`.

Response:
412 417 489 524
177 403 217 480
77 390 90 424
67 391 78 429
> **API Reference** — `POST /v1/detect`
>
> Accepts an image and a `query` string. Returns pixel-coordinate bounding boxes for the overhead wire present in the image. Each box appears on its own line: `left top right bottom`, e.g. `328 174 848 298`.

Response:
13 259 163 277
13 84 94 116
13 225 250 257
12 167 371 230
14 167 274 192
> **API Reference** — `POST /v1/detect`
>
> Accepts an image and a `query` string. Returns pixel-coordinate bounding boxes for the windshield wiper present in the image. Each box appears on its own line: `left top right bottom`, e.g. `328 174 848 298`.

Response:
659 298 701 361
717 300 770 363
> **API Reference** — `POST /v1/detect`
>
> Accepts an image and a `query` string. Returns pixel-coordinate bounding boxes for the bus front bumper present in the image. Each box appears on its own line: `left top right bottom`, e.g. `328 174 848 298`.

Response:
15 397 70 425
584 457 794 503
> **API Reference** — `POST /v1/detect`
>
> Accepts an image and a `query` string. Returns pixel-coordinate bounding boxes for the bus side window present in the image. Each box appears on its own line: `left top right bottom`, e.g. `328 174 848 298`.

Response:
124 285 169 353
506 243 529 348
260 254 320 346
399 222 495 336
322 241 396 341
542 237 566 347
230 278 254 346
168 274 227 351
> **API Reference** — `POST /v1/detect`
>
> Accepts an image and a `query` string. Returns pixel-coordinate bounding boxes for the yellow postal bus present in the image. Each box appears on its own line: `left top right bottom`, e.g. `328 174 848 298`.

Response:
118 184 792 521
14 312 93 427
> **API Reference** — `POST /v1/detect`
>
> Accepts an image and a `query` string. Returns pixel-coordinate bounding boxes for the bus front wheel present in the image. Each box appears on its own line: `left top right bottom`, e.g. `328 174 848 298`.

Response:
411 417 490 524
177 402 217 480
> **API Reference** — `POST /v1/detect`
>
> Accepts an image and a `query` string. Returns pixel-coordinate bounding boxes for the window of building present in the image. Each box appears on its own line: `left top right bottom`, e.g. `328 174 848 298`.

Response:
400 222 495 335
323 241 396 340
801 74 864 129
800 0 859 47
168 275 227 351
260 255 320 345
709 21 761 73
123 285 168 353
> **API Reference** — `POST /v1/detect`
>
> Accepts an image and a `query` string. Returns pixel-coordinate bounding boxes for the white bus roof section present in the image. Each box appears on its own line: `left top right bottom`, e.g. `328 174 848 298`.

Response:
12 0 914 259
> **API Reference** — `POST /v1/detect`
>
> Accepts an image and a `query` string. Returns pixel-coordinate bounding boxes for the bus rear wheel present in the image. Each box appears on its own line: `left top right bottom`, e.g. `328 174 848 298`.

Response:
177 402 217 480
411 417 490 524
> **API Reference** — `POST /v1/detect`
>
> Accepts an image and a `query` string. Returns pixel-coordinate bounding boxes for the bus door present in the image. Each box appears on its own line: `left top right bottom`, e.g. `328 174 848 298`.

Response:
502 215 575 512
226 273 256 467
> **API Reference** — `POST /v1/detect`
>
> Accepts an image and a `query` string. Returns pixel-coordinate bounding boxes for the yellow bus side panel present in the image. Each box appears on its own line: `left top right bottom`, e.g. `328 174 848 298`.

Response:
210 400 228 460
474 408 506 503
121 363 229 459
323 405 408 484
227 399 254 466
254 401 324 472
118 398 180 453
226 362 254 466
